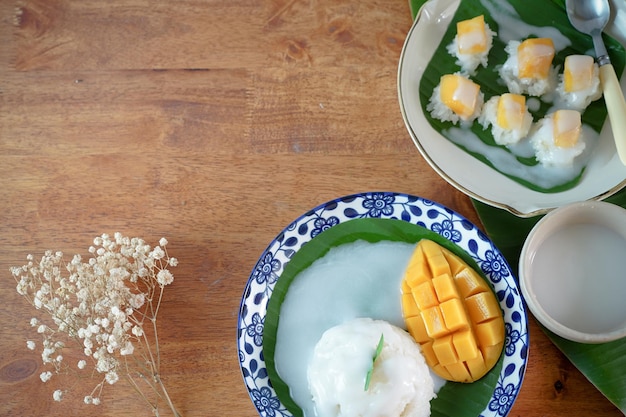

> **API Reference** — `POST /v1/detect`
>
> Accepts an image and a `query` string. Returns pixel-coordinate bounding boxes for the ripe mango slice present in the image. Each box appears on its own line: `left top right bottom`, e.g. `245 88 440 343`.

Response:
517 37 555 80
439 74 481 120
401 239 504 383
456 15 488 55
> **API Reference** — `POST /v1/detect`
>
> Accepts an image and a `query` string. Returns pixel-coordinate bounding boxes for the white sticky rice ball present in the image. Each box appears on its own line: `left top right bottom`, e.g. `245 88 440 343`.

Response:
446 21 496 75
555 56 602 110
307 318 435 417
427 73 484 125
530 113 586 166
479 95 533 145
499 40 558 97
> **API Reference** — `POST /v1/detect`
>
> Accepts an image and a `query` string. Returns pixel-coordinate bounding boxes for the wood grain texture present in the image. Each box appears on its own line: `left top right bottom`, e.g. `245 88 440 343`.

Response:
0 0 622 416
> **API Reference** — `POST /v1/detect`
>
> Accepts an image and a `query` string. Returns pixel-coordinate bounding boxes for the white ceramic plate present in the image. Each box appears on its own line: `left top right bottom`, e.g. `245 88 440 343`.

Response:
398 0 626 217
238 192 528 417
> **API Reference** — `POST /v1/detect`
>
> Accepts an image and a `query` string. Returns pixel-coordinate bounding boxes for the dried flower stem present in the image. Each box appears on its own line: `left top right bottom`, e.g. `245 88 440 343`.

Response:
11 233 181 416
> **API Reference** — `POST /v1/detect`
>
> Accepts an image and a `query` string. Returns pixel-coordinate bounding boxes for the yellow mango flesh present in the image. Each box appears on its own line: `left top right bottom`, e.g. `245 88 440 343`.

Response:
564 55 594 92
496 93 526 130
439 74 481 119
401 239 505 383
517 37 555 79
553 109 581 148
457 15 488 55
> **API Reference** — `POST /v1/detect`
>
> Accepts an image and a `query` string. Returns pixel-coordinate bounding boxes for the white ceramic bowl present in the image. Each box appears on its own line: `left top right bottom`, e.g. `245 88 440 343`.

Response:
520 201 626 343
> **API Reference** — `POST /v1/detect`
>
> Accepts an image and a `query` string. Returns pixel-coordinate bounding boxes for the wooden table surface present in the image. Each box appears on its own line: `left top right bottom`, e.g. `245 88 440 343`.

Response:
0 1 623 416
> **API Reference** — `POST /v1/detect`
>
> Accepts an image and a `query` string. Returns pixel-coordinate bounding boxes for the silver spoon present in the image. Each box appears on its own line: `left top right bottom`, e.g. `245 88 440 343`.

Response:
566 0 626 165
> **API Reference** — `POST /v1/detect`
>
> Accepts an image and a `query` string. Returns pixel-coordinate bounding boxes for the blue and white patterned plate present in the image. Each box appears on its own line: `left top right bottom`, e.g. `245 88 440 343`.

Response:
238 192 528 417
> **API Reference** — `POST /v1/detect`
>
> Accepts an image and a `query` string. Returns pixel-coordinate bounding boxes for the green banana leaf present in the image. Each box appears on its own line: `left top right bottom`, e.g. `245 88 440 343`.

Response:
263 218 504 417
408 0 626 412
414 0 625 193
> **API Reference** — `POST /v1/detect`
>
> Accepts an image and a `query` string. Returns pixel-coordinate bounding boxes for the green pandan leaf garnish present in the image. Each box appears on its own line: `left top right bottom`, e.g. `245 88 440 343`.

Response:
364 333 385 391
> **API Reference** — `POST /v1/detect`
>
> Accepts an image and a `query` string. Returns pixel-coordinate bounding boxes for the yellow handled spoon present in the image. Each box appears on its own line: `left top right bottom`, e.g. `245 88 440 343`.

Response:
566 0 626 165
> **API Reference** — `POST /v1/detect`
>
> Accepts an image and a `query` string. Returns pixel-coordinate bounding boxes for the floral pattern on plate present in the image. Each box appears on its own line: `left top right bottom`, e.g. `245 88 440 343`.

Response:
238 192 528 417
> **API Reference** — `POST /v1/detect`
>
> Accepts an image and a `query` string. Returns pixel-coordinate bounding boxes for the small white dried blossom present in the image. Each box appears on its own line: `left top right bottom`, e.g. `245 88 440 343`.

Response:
120 341 134 356
53 390 63 401
159 237 168 246
26 340 36 350
129 293 145 309
151 246 165 260
77 360 86 370
30 318 39 327
96 353 116 373
42 347 55 364
156 269 174 286
40 371 52 382
105 371 119 385
131 325 143 337
92 397 101 405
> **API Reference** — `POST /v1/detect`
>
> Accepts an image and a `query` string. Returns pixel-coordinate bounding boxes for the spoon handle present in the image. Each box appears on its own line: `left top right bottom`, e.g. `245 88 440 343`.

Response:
599 64 626 165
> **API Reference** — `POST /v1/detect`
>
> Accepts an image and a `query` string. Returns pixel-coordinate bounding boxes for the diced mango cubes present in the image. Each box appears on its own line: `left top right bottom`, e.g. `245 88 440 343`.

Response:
517 37 555 79
433 335 457 365
553 109 582 148
440 298 469 332
564 55 595 92
453 330 478 361
432 273 459 302
401 239 505 383
405 315 430 343
412 281 439 310
439 74 481 120
496 93 526 130
466 292 502 323
421 306 449 339
456 15 489 55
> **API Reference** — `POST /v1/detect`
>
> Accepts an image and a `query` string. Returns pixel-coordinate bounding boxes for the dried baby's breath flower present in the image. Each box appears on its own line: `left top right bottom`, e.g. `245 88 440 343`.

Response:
11 233 180 416
53 389 63 402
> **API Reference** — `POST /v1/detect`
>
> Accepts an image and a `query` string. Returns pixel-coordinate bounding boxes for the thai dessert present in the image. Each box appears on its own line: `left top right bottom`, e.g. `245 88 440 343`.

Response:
401 239 504 383
307 318 436 417
427 73 484 124
446 15 496 75
499 38 558 97
274 240 443 417
273 237 507 416
555 54 602 110
479 93 533 145
530 109 586 166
